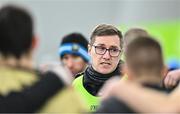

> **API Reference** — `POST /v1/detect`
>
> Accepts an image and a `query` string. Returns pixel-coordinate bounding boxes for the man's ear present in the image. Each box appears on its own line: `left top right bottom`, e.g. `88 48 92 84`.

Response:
31 35 38 50
161 65 168 78
122 64 128 75
123 64 133 80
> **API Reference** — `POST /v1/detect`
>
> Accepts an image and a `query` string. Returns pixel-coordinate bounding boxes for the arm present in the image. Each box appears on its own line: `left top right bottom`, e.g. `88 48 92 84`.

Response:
0 71 66 113
101 79 180 113
164 69 180 89
96 96 134 113
0 64 72 113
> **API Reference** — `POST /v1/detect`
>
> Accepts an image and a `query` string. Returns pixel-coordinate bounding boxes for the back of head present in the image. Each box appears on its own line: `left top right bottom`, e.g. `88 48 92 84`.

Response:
90 24 123 49
0 5 33 59
125 37 164 77
59 33 90 62
124 28 149 49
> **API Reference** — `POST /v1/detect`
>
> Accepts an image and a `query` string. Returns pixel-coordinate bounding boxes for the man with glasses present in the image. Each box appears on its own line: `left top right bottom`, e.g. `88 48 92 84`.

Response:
72 24 123 112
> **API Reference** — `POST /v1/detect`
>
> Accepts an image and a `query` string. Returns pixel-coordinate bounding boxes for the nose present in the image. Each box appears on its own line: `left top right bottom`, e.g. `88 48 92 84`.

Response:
66 59 74 69
102 50 111 59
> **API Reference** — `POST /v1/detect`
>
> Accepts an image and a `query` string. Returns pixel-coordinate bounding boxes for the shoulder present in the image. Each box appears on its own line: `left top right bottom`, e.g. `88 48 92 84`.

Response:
96 96 134 113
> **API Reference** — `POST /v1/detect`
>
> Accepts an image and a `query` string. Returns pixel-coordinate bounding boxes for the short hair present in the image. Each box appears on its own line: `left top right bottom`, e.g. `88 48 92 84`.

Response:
125 37 164 76
90 24 123 49
0 5 33 59
124 28 149 48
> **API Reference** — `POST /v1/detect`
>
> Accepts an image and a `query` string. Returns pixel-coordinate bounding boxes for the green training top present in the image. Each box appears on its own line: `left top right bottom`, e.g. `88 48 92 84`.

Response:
72 75 100 112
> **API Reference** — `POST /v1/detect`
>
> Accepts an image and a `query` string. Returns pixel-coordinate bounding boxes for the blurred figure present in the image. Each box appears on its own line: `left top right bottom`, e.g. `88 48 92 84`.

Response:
100 73 180 113
123 27 149 51
59 33 90 77
121 27 149 80
97 37 168 113
0 4 86 113
73 24 123 112
124 28 179 90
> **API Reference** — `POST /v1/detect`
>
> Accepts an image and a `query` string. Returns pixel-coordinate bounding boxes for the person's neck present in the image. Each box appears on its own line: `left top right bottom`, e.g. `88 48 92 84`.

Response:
0 54 34 70
133 75 162 85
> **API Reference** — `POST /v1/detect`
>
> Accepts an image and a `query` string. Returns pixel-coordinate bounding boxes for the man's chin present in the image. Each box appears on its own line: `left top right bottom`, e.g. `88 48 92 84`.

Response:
98 69 112 74
71 71 78 76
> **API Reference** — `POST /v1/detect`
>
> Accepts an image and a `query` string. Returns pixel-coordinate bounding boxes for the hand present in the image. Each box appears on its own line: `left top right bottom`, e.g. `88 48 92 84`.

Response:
164 69 180 89
99 77 122 100
39 62 73 85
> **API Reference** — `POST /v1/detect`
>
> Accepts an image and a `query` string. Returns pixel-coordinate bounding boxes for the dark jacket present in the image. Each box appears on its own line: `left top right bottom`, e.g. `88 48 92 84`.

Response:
0 67 65 113
77 63 123 96
96 83 169 113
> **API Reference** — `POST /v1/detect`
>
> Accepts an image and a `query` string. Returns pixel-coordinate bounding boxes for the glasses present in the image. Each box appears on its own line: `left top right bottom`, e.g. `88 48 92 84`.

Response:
92 45 122 57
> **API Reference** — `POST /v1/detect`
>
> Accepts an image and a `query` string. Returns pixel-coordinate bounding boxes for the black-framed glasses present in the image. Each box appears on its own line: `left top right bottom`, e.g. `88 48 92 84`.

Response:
92 45 122 57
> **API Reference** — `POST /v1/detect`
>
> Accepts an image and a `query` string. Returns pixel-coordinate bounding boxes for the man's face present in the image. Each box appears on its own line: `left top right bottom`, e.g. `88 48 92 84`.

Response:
61 54 87 76
88 35 121 74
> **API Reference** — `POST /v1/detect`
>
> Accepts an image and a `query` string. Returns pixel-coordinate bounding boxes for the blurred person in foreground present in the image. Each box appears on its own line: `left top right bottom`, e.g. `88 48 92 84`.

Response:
0 4 86 113
122 27 179 90
100 71 180 113
121 27 149 80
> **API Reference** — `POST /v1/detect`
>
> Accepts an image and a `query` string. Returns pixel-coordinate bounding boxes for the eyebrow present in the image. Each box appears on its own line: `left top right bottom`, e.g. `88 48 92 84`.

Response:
95 43 120 49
